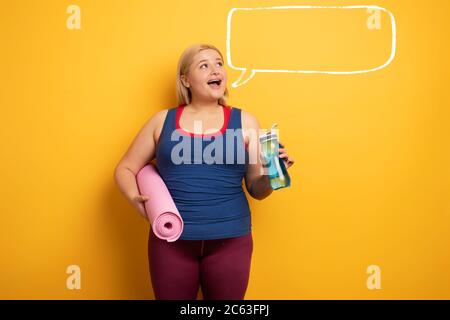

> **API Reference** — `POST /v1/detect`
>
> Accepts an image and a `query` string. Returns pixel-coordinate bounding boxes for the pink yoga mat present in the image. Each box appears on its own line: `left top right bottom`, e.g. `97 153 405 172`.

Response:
136 163 184 242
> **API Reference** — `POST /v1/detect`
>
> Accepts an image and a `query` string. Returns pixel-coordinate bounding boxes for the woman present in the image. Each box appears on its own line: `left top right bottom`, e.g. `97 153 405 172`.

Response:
114 43 294 300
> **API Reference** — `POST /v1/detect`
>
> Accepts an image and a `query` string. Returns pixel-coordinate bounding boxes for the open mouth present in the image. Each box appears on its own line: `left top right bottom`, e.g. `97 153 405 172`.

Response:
207 79 222 88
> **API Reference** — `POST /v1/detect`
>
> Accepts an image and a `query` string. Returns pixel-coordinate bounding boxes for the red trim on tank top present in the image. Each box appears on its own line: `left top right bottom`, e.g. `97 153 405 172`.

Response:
175 104 232 138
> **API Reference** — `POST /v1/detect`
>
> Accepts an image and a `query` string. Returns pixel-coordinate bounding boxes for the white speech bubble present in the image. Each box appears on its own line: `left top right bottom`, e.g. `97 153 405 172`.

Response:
226 5 397 87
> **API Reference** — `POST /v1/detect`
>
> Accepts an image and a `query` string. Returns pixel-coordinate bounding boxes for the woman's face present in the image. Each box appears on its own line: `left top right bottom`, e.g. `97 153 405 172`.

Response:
182 49 227 104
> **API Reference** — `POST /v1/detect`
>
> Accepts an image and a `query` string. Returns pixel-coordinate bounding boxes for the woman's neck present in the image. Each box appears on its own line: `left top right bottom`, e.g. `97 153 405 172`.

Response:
187 99 222 113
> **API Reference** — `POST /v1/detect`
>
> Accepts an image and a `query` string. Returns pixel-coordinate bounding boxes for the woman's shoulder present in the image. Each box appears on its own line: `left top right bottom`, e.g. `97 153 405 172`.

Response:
146 108 169 128
141 108 170 146
240 109 261 131
239 108 262 149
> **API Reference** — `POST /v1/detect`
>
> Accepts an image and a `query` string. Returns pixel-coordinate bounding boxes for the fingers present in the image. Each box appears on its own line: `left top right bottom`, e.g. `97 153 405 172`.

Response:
139 211 149 221
138 204 149 221
136 195 149 202
278 149 288 158
279 153 293 163
278 144 295 167
279 152 295 168
283 157 295 167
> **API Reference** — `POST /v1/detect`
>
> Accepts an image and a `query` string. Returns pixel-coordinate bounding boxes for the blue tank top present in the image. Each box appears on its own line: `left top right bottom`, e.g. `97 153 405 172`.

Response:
155 104 252 240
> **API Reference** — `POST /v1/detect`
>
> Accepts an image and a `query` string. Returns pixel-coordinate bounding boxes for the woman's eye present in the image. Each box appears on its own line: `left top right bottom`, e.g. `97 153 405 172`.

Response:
200 62 223 69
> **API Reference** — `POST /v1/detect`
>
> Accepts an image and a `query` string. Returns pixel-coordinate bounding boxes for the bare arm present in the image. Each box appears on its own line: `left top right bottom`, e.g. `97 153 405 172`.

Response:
243 110 274 201
114 109 167 204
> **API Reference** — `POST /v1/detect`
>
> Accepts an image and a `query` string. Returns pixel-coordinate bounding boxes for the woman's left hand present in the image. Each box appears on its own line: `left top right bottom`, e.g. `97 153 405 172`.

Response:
278 142 295 170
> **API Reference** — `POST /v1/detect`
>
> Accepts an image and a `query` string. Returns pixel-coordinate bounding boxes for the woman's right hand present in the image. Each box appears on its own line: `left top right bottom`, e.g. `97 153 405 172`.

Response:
131 194 150 221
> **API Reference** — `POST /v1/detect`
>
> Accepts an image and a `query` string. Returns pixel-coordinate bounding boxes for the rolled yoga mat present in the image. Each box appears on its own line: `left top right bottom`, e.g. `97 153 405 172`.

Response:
136 163 184 242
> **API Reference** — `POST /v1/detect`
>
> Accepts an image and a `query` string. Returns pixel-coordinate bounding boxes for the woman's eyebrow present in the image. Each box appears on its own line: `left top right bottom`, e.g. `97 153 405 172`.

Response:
197 58 223 65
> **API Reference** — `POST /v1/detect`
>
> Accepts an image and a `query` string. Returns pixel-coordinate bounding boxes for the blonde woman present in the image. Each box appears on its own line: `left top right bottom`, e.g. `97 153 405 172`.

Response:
114 43 294 300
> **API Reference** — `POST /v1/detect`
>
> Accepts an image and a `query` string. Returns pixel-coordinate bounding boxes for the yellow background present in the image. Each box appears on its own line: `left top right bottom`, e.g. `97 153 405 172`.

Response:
1 0 449 299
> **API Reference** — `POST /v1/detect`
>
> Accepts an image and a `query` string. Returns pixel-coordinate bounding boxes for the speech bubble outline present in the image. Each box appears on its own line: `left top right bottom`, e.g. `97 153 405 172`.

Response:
226 5 397 87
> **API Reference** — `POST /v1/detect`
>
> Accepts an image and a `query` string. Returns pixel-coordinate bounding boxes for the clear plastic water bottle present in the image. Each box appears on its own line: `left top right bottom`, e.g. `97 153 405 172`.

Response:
259 123 291 190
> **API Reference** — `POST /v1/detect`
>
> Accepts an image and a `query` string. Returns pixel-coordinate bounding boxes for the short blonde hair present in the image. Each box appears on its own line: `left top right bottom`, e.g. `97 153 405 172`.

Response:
176 43 229 106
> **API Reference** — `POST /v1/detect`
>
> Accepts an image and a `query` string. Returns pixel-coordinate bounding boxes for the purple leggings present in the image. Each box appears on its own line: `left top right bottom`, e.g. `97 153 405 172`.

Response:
148 229 253 300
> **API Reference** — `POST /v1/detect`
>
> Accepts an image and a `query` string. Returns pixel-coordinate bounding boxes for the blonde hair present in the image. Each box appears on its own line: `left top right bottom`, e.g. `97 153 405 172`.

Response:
176 43 229 106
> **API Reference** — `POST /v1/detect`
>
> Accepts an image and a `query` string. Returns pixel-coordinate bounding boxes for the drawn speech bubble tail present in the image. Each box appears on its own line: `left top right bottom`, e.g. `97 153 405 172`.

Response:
232 68 257 88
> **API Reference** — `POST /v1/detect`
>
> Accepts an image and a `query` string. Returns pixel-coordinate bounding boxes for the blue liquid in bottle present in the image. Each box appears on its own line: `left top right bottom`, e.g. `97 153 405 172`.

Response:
259 124 291 190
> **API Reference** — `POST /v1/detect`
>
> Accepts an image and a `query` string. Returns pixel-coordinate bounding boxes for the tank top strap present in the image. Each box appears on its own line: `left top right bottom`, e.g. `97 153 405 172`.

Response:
227 106 242 130
159 106 177 139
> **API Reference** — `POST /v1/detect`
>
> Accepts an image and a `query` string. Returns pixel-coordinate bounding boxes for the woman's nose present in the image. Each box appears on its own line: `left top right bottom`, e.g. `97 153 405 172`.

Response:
211 66 220 75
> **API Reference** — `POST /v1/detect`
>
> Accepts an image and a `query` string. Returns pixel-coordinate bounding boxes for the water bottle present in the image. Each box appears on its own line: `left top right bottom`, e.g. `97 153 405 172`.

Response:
259 123 291 190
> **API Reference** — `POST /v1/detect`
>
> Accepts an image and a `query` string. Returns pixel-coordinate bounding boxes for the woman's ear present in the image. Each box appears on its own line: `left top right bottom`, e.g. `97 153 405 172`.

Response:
181 75 190 88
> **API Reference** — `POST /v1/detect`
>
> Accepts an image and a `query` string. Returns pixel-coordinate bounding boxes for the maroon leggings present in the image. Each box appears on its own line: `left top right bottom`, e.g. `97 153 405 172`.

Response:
148 229 253 300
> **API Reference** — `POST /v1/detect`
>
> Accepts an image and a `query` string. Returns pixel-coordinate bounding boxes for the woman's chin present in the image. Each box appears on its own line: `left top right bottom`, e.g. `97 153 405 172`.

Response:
209 92 224 100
